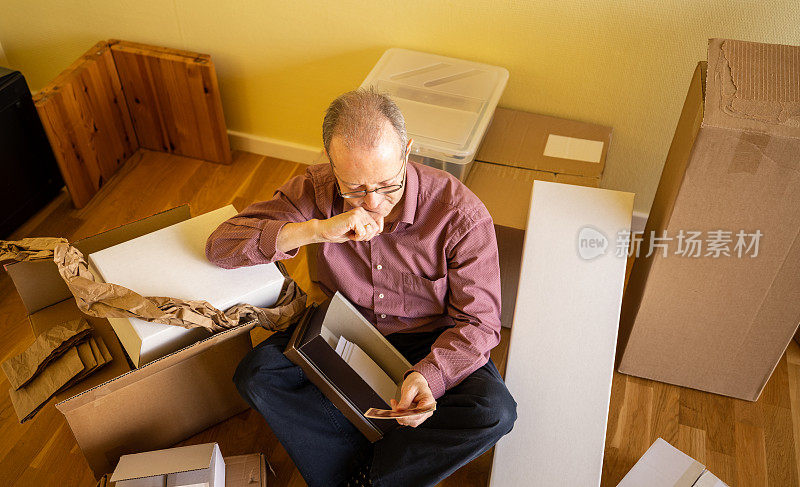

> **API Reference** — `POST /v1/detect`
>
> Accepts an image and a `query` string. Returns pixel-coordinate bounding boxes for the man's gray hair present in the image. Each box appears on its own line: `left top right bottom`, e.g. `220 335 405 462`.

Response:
322 88 408 160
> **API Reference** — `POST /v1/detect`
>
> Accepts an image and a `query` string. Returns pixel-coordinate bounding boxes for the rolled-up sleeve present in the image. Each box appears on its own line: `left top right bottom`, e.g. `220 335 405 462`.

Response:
410 214 502 399
205 171 317 269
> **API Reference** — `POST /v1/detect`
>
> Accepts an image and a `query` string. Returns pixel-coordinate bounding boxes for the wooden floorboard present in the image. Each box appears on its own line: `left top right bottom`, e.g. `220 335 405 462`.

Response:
0 149 797 486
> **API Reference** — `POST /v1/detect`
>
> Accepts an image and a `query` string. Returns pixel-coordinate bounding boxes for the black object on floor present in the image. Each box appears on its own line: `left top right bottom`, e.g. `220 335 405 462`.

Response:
0 66 64 238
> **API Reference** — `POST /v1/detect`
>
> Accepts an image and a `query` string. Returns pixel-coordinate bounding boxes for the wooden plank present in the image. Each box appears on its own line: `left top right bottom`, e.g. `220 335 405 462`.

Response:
35 98 96 208
33 41 138 209
109 40 231 165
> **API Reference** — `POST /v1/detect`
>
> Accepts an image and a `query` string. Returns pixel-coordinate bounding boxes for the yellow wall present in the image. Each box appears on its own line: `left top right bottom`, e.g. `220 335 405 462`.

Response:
1 0 798 214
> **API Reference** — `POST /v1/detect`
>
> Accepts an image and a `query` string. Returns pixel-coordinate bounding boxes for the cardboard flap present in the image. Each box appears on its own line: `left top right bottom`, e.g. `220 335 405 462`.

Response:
110 443 216 481
705 38 800 139
617 438 707 487
55 321 255 413
6 205 192 315
74 205 192 256
7 259 71 315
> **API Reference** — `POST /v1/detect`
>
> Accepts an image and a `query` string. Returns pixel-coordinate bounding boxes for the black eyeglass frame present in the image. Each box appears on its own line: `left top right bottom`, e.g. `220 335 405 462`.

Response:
328 143 411 199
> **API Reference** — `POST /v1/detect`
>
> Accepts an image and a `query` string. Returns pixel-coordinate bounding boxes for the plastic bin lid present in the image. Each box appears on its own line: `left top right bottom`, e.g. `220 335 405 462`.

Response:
360 48 509 161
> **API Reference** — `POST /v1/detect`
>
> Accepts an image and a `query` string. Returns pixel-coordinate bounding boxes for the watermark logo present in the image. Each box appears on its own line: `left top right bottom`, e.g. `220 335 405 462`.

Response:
577 227 762 260
577 226 609 260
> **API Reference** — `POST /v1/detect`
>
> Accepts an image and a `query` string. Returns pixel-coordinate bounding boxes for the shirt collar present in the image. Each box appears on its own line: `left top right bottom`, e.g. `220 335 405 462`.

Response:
396 160 418 226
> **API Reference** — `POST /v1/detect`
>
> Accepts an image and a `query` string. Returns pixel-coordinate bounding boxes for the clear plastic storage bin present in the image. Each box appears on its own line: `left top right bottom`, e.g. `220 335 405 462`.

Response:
360 48 508 181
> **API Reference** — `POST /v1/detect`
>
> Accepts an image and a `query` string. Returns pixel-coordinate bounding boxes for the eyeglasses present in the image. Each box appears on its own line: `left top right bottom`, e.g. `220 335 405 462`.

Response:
329 146 409 199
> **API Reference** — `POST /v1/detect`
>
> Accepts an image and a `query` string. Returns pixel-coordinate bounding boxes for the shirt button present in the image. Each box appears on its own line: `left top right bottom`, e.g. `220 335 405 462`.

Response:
378 293 384 299
380 314 386 319
376 264 383 270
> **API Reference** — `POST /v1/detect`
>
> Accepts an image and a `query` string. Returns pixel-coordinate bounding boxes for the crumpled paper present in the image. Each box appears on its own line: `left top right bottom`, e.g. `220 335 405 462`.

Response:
53 243 307 332
0 238 307 333
9 346 85 423
2 318 91 390
0 237 68 266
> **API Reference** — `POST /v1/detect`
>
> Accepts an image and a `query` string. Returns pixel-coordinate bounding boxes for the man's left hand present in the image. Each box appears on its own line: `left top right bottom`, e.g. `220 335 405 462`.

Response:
391 372 436 427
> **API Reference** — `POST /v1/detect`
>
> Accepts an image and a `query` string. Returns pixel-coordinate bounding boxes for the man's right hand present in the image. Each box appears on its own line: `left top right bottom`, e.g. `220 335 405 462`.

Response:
276 208 384 253
317 207 384 243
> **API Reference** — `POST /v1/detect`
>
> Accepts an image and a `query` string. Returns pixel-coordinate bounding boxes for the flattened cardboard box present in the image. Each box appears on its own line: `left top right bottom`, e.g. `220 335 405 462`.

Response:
6 205 265 477
617 438 728 487
475 107 611 177
617 39 800 401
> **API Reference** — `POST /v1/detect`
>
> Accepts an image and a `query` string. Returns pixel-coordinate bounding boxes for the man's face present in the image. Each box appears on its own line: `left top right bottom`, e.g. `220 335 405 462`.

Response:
327 124 408 221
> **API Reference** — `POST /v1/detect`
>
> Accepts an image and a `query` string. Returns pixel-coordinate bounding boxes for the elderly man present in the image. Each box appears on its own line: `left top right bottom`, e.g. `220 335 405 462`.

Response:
205 89 516 487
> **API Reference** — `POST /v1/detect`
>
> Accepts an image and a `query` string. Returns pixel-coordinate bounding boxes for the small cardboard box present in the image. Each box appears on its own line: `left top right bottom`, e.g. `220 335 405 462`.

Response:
489 181 634 487
5 206 273 477
617 39 800 401
110 442 225 487
475 107 612 178
617 438 728 487
285 292 413 442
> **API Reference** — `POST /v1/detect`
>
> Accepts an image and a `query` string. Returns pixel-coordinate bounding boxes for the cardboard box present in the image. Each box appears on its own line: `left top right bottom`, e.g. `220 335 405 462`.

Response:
490 181 634 486
88 205 285 367
110 442 225 487
6 206 266 477
224 454 267 487
617 39 800 401
475 107 612 177
617 438 728 487
285 292 413 442
466 162 601 231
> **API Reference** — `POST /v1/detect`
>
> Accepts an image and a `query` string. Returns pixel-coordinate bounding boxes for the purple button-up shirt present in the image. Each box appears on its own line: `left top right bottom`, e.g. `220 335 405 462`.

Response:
205 160 501 399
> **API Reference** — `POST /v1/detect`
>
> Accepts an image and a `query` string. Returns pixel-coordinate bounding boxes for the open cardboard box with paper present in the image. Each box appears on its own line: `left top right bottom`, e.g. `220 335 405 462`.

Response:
285 292 413 442
5 205 275 477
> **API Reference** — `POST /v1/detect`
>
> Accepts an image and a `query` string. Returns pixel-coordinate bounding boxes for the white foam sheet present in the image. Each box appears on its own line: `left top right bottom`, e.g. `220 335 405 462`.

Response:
490 181 633 486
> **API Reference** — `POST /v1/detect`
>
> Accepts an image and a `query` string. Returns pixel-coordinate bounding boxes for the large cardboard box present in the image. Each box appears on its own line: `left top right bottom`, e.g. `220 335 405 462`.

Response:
285 292 413 442
5 206 268 477
617 438 728 487
490 181 634 486
475 107 611 178
617 39 800 401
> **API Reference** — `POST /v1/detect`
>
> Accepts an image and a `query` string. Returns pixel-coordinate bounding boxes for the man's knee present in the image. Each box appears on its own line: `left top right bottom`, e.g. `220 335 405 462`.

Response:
476 381 517 438
232 337 290 398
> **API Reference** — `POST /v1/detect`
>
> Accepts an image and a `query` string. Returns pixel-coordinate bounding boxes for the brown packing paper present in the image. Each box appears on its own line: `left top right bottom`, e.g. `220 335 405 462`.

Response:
52 242 306 333
0 237 68 266
2 318 92 390
94 334 113 363
0 238 307 334
87 337 103 366
9 346 85 422
61 339 106 391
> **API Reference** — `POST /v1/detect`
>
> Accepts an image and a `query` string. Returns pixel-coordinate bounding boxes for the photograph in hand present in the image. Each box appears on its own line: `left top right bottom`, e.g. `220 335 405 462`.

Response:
364 403 436 419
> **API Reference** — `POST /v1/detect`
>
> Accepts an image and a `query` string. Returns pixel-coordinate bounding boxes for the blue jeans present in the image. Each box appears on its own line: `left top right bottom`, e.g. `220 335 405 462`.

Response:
233 324 517 487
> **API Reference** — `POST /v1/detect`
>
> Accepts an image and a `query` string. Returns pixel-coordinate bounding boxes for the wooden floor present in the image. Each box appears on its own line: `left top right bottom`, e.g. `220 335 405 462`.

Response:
1 149 798 486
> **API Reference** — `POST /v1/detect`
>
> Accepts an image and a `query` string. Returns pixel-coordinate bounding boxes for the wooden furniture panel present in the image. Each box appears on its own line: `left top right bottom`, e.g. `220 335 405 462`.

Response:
33 41 138 208
109 39 232 165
